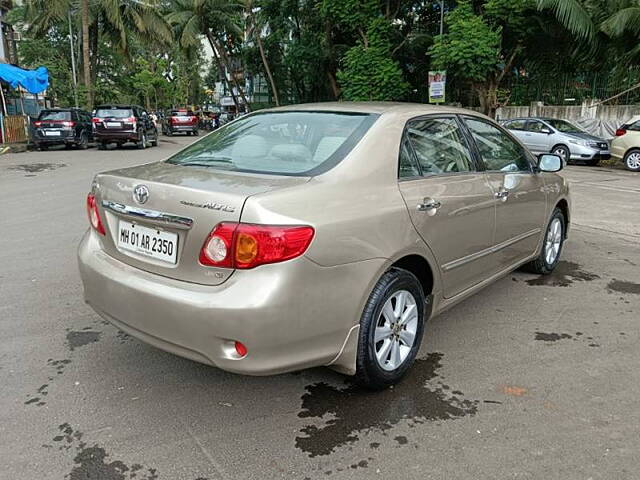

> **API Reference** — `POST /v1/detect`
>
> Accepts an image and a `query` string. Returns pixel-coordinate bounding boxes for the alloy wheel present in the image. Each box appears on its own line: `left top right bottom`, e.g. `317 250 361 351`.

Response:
626 152 640 170
553 147 568 161
545 217 562 265
374 290 418 371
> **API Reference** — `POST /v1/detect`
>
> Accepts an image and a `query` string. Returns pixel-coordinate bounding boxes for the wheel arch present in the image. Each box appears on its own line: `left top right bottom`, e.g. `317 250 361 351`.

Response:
390 254 434 298
555 198 570 238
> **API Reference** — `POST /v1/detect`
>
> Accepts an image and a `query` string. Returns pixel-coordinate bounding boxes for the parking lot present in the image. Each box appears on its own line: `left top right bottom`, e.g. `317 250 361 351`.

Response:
1 137 638 480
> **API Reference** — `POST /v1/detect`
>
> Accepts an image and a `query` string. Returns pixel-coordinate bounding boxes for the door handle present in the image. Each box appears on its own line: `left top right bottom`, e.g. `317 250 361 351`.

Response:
495 188 510 201
417 198 442 212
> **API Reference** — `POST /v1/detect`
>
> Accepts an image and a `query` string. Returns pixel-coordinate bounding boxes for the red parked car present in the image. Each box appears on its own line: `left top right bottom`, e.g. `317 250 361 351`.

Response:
163 109 199 136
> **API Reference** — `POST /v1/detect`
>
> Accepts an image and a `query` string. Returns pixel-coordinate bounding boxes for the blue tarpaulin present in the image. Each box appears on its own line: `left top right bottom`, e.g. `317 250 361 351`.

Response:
0 64 49 94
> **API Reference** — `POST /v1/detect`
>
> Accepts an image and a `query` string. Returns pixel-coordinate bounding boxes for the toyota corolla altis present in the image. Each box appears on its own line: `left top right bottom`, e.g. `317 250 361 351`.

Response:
78 102 570 389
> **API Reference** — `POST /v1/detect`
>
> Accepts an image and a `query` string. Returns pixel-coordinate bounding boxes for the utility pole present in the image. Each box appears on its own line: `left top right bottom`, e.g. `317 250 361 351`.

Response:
439 0 444 35
68 10 79 108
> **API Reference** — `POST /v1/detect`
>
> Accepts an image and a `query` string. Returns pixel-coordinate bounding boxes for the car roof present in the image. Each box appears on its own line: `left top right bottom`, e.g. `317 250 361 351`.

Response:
95 105 140 109
263 101 491 119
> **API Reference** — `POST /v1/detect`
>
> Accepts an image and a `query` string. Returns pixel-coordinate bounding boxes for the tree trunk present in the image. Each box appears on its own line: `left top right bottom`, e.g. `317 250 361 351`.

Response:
327 71 340 99
206 32 240 111
212 35 250 111
80 0 92 108
255 31 279 106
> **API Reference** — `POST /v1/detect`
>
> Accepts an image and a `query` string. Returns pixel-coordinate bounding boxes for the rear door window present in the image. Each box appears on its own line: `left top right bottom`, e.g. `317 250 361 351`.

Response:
526 120 547 133
405 117 475 175
504 119 526 130
167 111 377 176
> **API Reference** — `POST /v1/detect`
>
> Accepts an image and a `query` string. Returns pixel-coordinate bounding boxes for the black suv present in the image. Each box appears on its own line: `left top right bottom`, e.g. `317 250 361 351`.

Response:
32 108 93 150
93 105 159 150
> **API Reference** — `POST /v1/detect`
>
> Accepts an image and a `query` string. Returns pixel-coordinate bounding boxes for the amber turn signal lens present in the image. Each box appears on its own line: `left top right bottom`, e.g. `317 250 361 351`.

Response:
235 232 258 264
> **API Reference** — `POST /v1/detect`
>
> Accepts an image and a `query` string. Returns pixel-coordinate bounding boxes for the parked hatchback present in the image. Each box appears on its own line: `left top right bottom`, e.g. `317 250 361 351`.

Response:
503 117 610 165
32 108 93 150
78 103 570 389
93 105 159 150
164 109 199 136
611 115 640 171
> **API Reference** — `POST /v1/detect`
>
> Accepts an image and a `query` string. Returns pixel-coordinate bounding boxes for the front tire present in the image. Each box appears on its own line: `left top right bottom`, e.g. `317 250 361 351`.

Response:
523 208 565 274
552 145 570 165
354 268 425 390
624 149 640 172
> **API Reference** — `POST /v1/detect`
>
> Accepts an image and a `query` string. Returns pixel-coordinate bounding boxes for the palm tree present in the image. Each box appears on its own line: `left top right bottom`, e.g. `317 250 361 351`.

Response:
25 0 172 108
244 0 280 106
538 0 640 41
168 0 250 110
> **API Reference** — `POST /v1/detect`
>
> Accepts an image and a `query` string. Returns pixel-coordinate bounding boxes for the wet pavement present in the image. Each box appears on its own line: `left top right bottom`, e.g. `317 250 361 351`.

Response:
1 141 639 480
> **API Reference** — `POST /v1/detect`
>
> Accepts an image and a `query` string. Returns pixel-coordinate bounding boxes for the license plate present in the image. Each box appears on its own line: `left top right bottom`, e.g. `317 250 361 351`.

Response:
44 130 61 136
117 221 178 264
106 122 121 127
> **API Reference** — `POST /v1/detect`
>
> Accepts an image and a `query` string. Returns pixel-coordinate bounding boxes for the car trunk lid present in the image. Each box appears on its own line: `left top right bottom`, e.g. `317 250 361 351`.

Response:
93 162 309 285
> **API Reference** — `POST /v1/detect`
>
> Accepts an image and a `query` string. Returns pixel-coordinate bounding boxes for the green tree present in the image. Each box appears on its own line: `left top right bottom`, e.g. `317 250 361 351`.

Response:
430 0 540 116
323 0 408 101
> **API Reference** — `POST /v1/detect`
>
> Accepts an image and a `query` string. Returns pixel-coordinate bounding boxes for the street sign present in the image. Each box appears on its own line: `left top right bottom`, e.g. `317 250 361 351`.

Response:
428 70 446 104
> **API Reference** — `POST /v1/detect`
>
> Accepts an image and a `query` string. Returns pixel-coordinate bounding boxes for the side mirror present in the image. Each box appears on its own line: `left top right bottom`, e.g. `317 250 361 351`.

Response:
541 127 552 135
538 154 563 172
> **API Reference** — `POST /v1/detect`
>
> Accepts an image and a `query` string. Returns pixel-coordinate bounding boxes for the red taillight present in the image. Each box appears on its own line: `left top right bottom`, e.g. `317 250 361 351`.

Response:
92 117 101 124
62 121 76 127
615 128 626 137
34 121 42 127
86 193 106 235
200 223 315 269
190 116 198 125
124 116 136 124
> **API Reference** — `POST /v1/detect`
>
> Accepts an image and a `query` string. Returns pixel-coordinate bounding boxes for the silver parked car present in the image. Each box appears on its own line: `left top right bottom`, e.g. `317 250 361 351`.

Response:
502 117 610 166
78 103 570 389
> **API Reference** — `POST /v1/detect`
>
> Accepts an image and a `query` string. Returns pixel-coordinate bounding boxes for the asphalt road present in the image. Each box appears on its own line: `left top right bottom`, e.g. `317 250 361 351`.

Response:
1 138 639 480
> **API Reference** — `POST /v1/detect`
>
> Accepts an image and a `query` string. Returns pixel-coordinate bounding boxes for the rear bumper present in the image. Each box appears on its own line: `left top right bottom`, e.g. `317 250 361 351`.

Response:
167 125 197 133
77 230 383 375
95 131 138 142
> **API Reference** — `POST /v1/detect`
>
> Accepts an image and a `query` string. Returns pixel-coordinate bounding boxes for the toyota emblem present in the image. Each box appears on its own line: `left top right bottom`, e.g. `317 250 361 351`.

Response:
133 185 150 204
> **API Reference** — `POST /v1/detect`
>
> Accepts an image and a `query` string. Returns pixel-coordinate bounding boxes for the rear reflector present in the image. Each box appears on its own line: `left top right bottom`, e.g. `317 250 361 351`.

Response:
200 223 315 269
86 193 106 235
234 341 247 357
615 128 626 136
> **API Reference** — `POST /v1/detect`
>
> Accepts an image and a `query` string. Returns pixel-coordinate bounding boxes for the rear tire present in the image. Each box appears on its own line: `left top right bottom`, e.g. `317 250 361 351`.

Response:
193 130 199 136
150 129 159 146
38 144 48 151
97 142 106 150
137 132 147 149
78 132 89 150
522 208 565 275
354 268 425 390
623 149 640 172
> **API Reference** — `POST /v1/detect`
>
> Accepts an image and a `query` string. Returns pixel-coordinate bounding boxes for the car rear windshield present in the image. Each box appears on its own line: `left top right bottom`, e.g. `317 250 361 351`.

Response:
39 111 71 121
171 110 194 116
166 111 377 176
96 108 133 118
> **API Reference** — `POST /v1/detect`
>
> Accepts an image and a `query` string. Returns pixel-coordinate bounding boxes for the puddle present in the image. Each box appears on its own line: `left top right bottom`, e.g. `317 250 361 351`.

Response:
607 279 640 295
8 163 66 173
535 332 573 342
49 423 208 480
525 261 599 287
66 330 102 351
295 353 477 457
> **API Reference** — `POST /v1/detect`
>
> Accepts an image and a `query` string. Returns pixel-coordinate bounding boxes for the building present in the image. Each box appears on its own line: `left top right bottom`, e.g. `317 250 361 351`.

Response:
0 0 18 65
